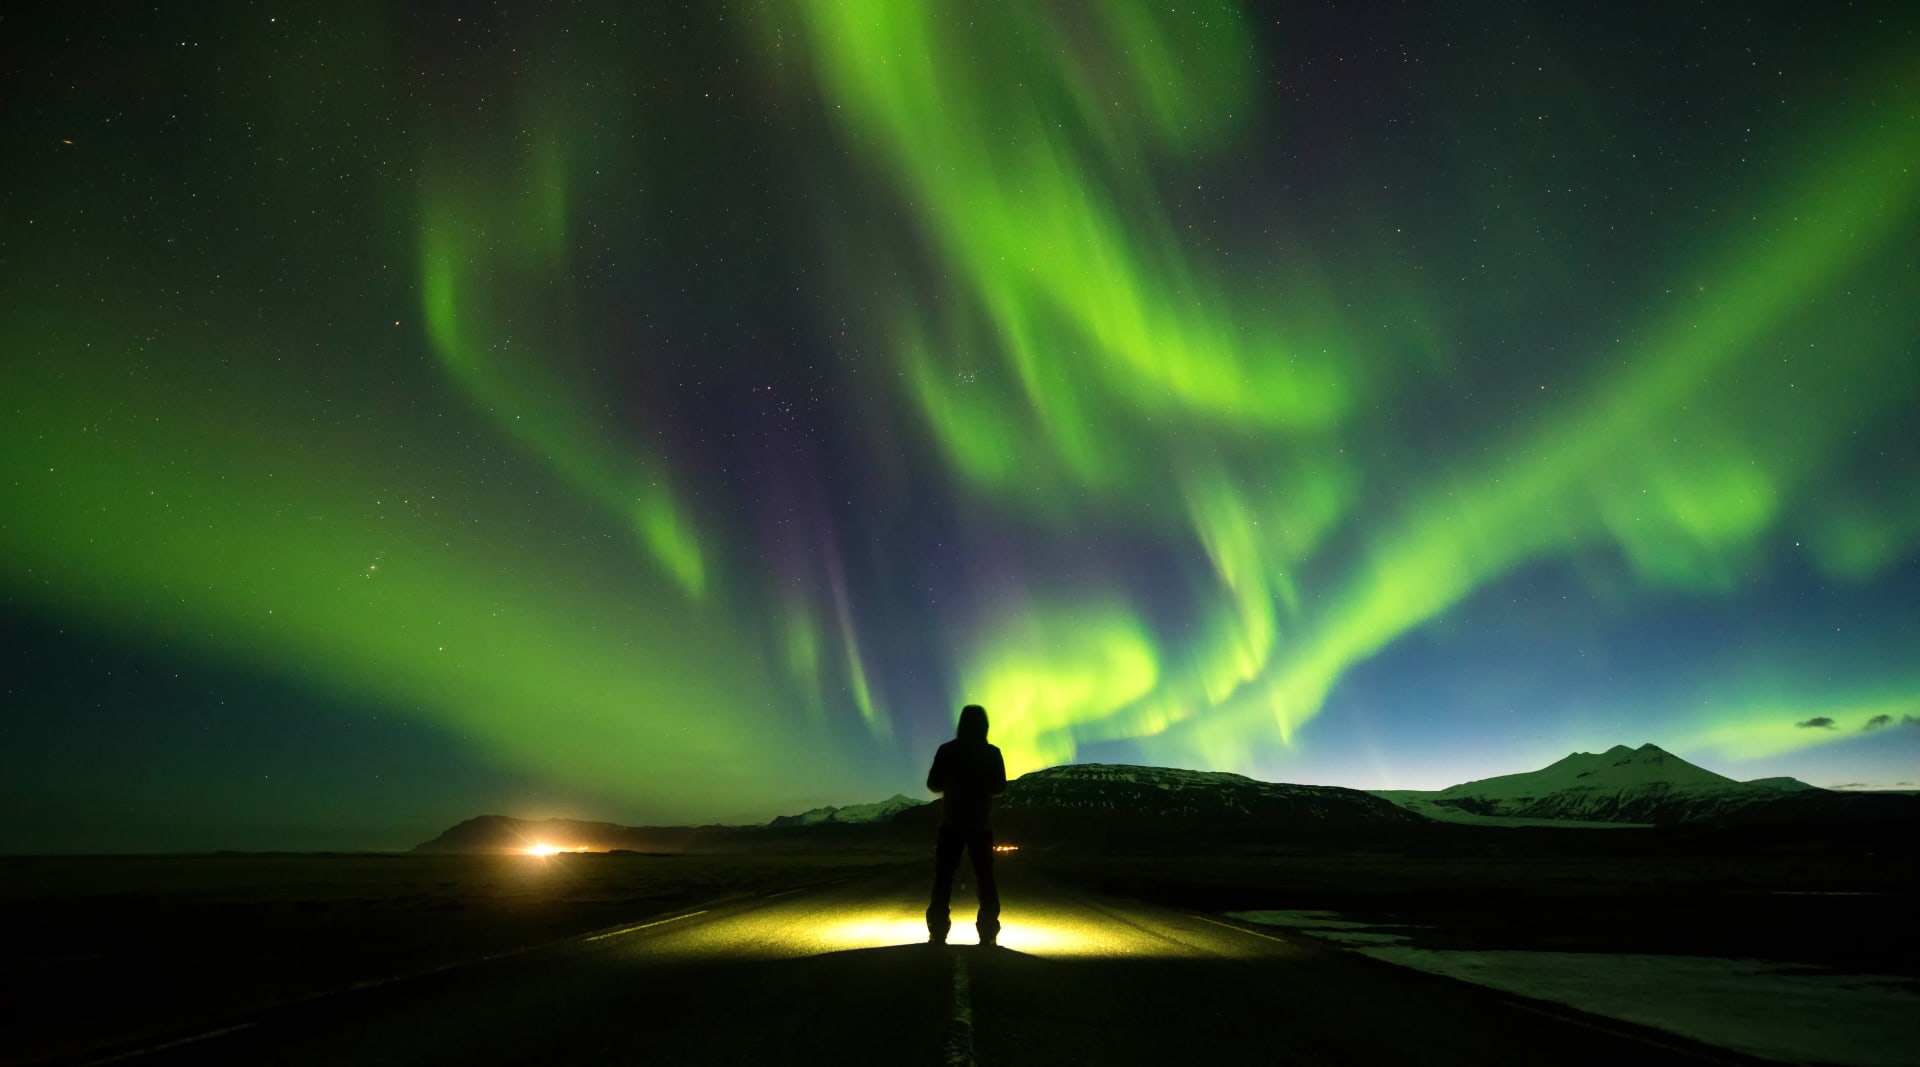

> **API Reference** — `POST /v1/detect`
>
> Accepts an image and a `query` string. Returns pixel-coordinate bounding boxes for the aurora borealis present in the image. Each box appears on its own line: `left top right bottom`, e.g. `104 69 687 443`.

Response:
4 1 1917 851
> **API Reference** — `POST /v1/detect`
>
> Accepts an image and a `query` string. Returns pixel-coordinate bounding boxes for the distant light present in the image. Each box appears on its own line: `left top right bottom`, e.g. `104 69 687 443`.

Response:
526 843 562 856
992 844 1019 853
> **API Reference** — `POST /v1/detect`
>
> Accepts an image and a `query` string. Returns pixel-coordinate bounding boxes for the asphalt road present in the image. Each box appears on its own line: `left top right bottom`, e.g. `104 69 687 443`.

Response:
100 860 1761 1066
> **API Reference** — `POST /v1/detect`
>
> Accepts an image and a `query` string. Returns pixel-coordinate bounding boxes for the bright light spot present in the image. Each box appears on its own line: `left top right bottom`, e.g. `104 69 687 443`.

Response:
992 844 1019 853
524 843 588 856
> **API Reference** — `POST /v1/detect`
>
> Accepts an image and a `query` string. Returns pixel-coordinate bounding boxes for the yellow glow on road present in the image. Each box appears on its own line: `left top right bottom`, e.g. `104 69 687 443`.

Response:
591 874 1274 964
803 904 1197 959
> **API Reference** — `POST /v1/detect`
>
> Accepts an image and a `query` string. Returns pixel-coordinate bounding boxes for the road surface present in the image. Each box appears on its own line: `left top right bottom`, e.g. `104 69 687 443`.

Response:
98 860 1758 1066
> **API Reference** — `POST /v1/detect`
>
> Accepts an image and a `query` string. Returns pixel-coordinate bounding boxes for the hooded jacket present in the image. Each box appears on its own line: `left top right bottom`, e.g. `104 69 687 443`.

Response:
926 705 1007 832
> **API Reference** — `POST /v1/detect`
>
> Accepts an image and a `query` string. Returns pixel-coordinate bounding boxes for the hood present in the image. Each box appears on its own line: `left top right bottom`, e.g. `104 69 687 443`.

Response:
956 704 989 740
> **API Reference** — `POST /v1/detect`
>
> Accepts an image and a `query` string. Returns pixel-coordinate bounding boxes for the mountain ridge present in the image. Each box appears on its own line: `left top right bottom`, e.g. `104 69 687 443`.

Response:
989 762 1427 842
766 794 923 828
411 746 1916 852
1438 743 1739 798
1369 742 1836 825
410 763 1424 852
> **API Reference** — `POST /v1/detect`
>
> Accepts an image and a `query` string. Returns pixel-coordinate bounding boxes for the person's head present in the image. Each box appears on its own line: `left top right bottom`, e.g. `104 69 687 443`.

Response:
956 704 989 740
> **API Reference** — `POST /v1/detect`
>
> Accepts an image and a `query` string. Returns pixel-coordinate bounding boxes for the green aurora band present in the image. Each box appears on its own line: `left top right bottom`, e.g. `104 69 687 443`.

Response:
777 0 1920 775
1 7 891 822
3 1 1917 826
0 290 870 813
417 60 710 598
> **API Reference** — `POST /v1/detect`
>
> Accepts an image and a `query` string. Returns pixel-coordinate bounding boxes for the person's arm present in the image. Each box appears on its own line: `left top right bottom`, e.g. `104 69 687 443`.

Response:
988 746 1006 796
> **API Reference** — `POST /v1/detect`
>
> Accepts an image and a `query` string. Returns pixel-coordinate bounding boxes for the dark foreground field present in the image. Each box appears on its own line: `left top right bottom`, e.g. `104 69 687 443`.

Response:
3 850 918 1066
4 827 1914 1065
1041 824 1920 974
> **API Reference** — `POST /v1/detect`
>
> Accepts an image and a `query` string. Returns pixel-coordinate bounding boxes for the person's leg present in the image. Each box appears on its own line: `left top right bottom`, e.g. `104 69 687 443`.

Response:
926 828 963 943
968 830 1000 944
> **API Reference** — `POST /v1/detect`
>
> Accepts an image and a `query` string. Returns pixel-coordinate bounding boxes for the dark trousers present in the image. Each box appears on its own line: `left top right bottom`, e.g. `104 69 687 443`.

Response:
926 827 999 939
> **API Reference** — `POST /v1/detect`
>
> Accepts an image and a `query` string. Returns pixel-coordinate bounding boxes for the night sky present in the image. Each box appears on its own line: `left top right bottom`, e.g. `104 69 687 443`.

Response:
4 1 1917 853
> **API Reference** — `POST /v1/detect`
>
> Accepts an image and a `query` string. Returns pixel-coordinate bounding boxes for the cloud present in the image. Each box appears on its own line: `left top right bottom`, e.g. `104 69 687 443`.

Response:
1795 716 1837 729
1906 715 1920 727
1863 714 1893 731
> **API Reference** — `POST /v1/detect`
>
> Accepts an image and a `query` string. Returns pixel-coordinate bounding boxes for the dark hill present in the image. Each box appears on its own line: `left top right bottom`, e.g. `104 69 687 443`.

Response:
411 815 727 854
413 763 1430 853
965 763 1428 848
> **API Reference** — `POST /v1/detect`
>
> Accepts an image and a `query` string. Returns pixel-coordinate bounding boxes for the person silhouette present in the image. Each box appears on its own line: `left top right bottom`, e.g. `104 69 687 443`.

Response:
925 703 1007 946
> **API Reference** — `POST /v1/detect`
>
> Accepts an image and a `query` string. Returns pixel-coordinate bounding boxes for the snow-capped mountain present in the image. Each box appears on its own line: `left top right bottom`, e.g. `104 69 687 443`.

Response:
766 794 925 827
1370 743 1824 825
